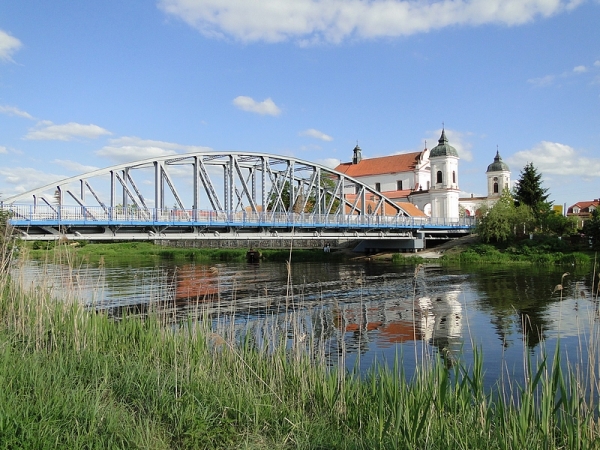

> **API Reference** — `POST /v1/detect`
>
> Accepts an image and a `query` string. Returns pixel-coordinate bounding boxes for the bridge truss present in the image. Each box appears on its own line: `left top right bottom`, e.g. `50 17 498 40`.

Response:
1 151 472 242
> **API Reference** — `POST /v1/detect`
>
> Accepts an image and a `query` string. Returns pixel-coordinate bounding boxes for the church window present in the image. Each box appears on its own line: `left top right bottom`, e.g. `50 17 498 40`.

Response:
355 185 360 194
452 171 456 184
427 181 430 190
436 171 442 184
493 177 499 194
375 182 381 192
397 180 403 190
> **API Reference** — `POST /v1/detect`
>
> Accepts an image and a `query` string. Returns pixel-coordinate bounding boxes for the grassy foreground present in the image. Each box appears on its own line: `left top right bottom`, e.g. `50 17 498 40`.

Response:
1 261 600 448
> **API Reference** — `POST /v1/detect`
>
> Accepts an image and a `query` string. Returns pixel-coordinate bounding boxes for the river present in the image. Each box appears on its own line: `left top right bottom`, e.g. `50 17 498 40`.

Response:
18 256 600 387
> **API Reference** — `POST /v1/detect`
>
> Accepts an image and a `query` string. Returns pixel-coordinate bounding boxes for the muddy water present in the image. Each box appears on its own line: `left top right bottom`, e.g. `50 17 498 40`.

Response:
18 257 600 386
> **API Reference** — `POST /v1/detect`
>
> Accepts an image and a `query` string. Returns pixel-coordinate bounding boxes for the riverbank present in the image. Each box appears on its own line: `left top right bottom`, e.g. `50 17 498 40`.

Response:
1 261 599 448
386 234 595 267
23 234 595 268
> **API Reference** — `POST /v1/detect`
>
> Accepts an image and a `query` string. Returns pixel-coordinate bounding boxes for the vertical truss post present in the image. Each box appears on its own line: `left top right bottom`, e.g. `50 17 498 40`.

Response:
262 157 267 218
110 170 116 220
154 161 163 218
193 156 199 220
228 156 235 219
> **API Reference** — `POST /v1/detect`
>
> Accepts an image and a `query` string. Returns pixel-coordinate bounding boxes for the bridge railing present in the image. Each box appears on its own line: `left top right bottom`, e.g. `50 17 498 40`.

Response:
3 204 476 229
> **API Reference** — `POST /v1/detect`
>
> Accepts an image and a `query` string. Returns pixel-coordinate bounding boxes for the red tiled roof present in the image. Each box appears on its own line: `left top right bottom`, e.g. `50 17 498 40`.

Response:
381 189 412 199
335 151 422 178
567 200 599 214
343 194 426 217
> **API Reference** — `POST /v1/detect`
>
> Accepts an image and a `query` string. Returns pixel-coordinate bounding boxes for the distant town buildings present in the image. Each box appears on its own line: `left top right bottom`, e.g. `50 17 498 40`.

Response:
334 129 510 220
567 200 599 229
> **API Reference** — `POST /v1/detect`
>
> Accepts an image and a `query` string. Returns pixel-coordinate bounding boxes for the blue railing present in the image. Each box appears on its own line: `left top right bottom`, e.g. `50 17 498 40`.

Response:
4 204 475 230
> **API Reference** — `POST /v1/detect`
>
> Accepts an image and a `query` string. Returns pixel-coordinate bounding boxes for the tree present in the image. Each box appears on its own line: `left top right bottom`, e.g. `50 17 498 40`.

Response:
476 189 534 243
513 163 550 218
543 210 577 236
583 209 600 250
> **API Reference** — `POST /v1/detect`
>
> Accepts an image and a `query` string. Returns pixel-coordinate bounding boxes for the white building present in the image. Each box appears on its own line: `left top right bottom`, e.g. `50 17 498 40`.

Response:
334 130 511 219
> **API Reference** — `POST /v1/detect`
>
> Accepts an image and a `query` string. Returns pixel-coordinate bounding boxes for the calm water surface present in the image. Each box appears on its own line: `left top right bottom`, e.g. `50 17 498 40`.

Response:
20 257 600 387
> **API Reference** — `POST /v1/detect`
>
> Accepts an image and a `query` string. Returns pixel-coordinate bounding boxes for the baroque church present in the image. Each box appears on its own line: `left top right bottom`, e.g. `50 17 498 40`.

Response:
334 130 511 220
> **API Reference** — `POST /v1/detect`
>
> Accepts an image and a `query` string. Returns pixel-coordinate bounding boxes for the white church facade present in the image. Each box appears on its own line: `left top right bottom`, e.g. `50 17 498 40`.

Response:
334 130 511 220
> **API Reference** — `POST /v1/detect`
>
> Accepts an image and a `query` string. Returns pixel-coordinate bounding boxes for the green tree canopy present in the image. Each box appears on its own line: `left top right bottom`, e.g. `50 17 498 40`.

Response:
476 189 534 243
583 208 600 250
513 163 550 216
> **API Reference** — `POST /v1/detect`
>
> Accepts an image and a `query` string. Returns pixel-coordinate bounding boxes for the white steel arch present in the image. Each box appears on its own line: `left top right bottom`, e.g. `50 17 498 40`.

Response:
3 151 412 219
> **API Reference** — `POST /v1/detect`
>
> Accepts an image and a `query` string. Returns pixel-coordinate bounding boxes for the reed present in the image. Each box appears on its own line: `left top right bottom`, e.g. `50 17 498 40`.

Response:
1 245 599 448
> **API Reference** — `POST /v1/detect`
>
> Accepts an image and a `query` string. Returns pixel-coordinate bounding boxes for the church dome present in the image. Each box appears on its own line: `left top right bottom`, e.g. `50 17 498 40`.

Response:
430 129 459 158
486 150 510 172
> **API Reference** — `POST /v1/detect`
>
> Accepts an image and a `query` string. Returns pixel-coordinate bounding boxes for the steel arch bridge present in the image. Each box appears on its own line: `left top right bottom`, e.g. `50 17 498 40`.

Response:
1 151 473 243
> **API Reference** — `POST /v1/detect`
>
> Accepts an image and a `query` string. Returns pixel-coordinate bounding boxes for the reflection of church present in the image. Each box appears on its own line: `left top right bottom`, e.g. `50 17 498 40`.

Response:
330 291 463 356
335 129 511 219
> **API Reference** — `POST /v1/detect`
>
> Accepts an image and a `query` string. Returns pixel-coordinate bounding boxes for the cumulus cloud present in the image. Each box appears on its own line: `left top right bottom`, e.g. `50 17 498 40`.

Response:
507 141 600 177
0 146 7 154
233 96 281 116
528 74 556 87
0 167 65 197
158 0 582 44
0 30 22 62
25 121 112 141
299 128 333 141
317 157 341 169
529 58 600 87
0 105 34 119
53 159 100 174
96 136 212 164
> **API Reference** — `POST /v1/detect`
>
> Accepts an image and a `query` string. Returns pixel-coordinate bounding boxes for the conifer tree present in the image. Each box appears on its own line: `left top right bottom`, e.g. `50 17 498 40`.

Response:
513 162 550 218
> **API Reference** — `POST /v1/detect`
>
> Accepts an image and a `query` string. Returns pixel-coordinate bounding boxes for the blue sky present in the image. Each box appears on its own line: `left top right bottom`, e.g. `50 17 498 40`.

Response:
0 0 599 210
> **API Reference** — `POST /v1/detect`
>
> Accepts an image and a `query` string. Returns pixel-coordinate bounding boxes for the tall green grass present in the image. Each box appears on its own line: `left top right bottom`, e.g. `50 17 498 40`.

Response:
1 248 600 448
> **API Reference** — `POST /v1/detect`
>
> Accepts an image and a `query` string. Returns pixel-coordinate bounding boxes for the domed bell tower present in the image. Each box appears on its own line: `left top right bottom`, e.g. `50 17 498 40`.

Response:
486 149 510 198
428 129 460 221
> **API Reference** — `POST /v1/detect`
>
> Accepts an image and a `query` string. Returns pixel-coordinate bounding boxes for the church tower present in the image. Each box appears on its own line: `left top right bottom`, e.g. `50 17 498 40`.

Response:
352 144 362 164
428 129 460 220
486 150 510 198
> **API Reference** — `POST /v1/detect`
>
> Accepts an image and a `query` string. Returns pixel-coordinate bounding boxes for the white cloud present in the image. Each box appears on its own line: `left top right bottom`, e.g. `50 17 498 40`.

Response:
595 60 600 67
53 159 100 174
573 65 587 73
0 30 22 62
299 128 333 141
0 146 7 154
0 105 34 119
528 74 556 87
25 121 112 141
96 136 212 164
233 96 281 116
158 0 582 44
507 141 600 177
0 167 65 197
317 158 341 169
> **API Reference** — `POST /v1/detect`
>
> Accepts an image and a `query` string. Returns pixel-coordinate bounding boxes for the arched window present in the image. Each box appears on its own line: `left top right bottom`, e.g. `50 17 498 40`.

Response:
493 176 499 194
452 171 456 184
436 171 442 184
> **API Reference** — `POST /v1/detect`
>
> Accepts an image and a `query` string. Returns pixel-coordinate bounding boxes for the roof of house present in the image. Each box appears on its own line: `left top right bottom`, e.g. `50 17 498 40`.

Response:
343 193 427 217
334 151 423 178
381 189 413 199
567 200 599 214
395 202 427 217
